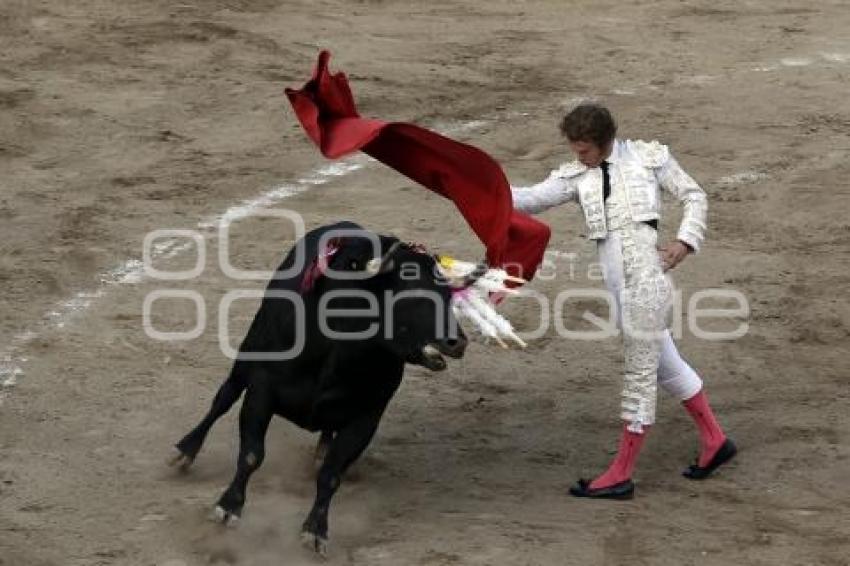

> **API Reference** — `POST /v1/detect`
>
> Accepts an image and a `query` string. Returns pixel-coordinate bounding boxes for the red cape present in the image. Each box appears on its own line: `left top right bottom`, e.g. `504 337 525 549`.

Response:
285 51 550 282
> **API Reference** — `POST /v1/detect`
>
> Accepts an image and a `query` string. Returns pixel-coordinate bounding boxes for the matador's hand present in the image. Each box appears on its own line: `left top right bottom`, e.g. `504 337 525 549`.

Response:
658 241 692 271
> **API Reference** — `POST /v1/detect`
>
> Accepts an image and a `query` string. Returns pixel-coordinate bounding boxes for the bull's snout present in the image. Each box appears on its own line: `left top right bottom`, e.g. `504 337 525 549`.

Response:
411 335 467 372
434 335 467 359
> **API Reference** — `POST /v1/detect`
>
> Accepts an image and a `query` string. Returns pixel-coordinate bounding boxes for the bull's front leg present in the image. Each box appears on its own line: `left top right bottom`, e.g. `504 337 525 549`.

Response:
301 410 382 556
314 430 334 468
214 390 272 526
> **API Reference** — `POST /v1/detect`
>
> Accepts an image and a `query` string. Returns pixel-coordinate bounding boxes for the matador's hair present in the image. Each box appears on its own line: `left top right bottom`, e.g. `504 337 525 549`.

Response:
559 103 617 147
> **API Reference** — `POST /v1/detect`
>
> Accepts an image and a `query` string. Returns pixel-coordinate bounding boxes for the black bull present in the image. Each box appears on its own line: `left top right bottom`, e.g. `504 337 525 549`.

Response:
170 221 468 554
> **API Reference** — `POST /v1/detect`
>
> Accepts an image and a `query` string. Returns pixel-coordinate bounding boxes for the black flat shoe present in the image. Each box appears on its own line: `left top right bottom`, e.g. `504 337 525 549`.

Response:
569 478 635 500
683 438 737 480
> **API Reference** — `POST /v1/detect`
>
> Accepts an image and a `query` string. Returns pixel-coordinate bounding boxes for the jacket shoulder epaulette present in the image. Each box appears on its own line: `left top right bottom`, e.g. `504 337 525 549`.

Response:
552 160 587 179
628 139 669 168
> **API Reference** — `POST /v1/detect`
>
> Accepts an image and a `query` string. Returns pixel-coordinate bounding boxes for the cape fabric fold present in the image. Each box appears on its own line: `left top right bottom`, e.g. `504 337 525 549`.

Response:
285 50 551 282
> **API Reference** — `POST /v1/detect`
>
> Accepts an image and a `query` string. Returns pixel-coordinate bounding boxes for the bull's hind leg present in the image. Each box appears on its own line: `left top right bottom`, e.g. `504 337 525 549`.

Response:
213 389 272 526
301 410 382 556
170 364 247 470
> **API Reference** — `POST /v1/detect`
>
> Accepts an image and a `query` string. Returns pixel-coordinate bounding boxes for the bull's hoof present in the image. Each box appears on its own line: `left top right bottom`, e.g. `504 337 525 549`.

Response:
300 529 329 558
167 448 195 472
211 505 241 528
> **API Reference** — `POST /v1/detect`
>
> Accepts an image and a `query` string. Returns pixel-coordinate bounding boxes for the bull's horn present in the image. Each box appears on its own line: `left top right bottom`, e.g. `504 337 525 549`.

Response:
366 241 403 275
366 258 381 274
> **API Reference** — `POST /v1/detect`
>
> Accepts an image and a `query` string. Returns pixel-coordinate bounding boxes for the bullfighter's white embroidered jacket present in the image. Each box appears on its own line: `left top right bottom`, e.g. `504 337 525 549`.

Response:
511 139 708 252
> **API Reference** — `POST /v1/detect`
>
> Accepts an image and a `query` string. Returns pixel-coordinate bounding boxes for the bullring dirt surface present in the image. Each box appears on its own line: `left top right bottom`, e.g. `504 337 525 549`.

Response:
1 0 849 564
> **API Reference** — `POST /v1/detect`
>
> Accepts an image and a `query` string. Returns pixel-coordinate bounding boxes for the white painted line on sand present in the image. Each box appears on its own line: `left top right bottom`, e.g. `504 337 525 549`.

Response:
780 57 814 67
820 52 850 63
716 170 768 186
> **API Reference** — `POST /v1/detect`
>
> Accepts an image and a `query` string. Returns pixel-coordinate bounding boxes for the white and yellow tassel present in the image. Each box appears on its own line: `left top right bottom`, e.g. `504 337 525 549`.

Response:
437 255 527 349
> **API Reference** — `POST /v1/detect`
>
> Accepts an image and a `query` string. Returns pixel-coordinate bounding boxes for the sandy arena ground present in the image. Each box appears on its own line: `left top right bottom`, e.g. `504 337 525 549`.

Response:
1 0 849 564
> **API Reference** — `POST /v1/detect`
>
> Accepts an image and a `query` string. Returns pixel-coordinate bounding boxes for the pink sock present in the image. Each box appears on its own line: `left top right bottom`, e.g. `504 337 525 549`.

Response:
589 424 648 489
683 389 727 467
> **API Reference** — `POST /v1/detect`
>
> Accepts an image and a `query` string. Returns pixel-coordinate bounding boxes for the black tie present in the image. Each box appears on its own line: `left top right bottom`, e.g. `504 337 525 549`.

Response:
600 160 612 201
600 160 658 230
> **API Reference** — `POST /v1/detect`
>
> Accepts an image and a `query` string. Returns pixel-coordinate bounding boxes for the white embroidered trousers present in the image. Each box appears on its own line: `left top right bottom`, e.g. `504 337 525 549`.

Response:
597 224 703 432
